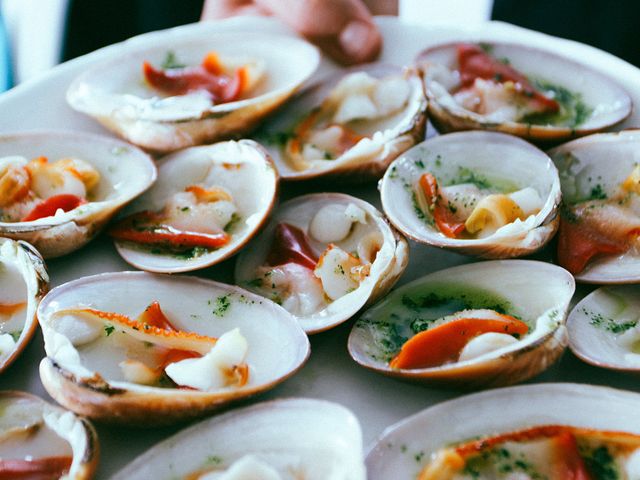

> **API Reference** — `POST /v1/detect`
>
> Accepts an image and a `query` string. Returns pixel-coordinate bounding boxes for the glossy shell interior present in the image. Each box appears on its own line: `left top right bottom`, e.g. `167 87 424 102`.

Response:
366 383 640 479
0 391 99 480
111 398 365 480
113 140 278 273
549 130 640 283
255 64 427 182
0 238 48 373
348 260 575 388
235 193 409 333
0 131 156 258
67 31 320 152
380 130 561 258
568 285 640 372
417 42 631 143
37 271 310 425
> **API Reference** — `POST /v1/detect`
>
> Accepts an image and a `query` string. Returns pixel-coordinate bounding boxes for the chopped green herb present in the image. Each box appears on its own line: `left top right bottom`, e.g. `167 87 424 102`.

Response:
415 160 425 169
246 278 263 288
161 50 186 69
212 295 231 317
9 331 21 342
104 324 115 336
589 184 607 201
224 213 242 233
586 308 637 333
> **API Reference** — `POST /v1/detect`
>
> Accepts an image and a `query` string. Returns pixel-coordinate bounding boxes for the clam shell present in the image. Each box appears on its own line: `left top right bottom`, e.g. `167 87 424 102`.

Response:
366 383 640 479
0 131 156 258
549 130 640 283
348 260 574 388
380 131 561 258
255 65 427 182
417 42 631 143
0 237 48 373
67 30 320 153
111 398 365 479
235 193 409 333
0 391 99 480
567 285 640 372
37 271 310 425
113 140 278 273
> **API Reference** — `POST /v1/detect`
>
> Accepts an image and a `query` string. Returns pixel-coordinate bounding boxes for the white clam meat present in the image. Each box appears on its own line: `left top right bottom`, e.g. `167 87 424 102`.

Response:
550 129 640 283
235 193 408 333
568 285 640 372
0 237 48 373
0 131 156 258
380 131 561 258
67 28 320 153
0 391 98 480
367 383 640 479
111 140 278 273
110 398 365 480
37 271 309 424
348 260 574 388
255 65 427 182
417 42 631 143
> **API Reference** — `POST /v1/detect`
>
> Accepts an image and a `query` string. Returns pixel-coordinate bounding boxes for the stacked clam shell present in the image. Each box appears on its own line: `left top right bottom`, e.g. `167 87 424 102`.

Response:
0 391 98 480
0 237 47 372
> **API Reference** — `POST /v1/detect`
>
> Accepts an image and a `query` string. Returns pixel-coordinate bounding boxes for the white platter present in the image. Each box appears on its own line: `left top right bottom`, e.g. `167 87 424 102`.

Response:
1 15 640 479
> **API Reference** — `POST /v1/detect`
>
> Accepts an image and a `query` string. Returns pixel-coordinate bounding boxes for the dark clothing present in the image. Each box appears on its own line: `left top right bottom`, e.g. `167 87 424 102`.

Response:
492 0 640 67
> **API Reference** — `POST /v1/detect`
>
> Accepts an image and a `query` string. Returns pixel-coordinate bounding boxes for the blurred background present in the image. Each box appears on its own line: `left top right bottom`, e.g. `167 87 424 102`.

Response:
0 0 637 90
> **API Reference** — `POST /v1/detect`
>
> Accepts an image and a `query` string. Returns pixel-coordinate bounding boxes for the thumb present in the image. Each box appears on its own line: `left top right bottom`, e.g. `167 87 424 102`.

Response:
254 0 382 65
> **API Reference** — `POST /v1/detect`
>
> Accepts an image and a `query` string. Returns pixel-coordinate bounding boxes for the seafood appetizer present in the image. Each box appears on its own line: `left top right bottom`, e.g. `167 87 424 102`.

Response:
417 42 631 143
37 272 309 424
110 140 277 273
235 193 408 333
568 285 640 372
0 237 48 373
380 131 561 258
348 260 574 387
111 398 365 480
367 383 640 480
0 391 98 480
551 130 640 283
255 65 427 182
0 131 156 258
67 29 320 152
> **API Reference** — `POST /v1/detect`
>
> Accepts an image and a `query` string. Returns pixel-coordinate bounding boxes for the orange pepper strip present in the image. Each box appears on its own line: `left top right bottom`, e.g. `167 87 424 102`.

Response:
0 302 26 316
21 194 86 222
419 173 466 238
265 223 318 270
389 315 528 369
136 301 179 331
557 216 629 275
109 211 230 250
553 432 593 480
0 456 72 480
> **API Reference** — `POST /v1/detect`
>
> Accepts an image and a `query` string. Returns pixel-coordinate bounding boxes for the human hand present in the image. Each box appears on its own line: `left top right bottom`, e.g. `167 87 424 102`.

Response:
201 0 391 66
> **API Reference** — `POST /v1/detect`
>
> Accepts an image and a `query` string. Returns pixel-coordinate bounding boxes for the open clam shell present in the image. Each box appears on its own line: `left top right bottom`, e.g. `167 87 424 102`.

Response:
568 285 640 372
255 64 427 182
367 383 640 479
67 30 320 153
112 140 278 273
348 260 574 388
550 130 640 283
235 193 409 333
37 271 309 425
111 398 365 479
417 42 631 143
0 238 48 373
0 391 98 480
0 131 156 258
380 131 561 258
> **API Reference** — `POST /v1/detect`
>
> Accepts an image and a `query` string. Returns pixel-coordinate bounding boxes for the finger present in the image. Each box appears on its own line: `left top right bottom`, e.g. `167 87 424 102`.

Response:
255 0 381 65
201 0 270 20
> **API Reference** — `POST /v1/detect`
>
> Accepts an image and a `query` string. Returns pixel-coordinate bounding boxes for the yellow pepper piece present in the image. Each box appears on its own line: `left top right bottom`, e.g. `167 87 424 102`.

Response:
621 165 640 194
464 194 524 234
185 185 233 203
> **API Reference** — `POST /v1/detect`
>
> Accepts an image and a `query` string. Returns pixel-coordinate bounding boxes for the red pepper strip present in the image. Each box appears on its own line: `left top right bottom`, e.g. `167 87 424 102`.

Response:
137 301 179 331
389 315 528 369
142 61 246 103
556 216 628 275
552 432 593 480
457 43 560 113
265 223 318 270
109 212 230 250
21 194 86 222
0 456 72 480
0 302 26 316
419 173 466 238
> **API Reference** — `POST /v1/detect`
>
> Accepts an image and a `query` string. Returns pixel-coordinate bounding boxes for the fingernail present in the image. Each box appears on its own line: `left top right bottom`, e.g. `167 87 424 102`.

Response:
339 20 381 64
